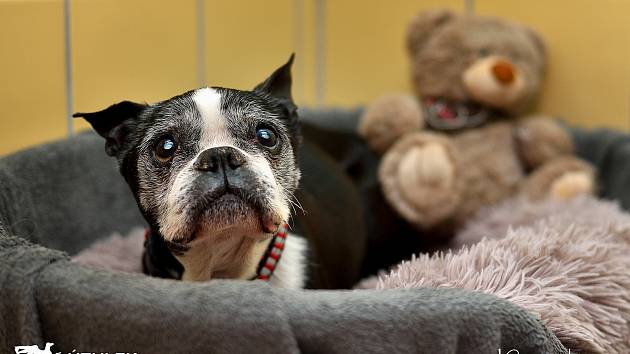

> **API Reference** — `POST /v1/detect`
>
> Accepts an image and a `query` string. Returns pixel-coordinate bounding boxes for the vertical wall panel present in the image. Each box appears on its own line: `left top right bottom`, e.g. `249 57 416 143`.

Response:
0 0 66 156
323 0 464 107
299 0 318 107
71 0 198 132
477 0 630 131
202 1 296 97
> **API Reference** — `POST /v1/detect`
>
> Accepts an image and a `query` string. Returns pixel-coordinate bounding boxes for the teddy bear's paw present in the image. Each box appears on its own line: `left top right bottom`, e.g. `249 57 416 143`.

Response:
549 170 594 200
521 156 596 201
358 94 424 153
379 132 462 230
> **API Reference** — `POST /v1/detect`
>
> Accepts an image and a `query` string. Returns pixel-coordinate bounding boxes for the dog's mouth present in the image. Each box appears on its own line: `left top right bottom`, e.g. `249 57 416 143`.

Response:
175 187 280 245
423 96 498 131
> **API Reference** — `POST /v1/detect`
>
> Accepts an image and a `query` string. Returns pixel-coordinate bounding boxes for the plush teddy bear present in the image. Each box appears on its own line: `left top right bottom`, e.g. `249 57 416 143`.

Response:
358 9 595 233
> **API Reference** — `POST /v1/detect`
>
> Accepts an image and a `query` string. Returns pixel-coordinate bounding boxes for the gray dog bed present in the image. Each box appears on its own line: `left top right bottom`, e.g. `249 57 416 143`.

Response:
2 109 628 353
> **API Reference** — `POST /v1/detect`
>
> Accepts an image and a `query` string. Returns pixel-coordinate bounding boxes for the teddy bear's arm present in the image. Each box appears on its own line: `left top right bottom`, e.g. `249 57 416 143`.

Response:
358 94 425 153
514 116 575 169
515 117 597 200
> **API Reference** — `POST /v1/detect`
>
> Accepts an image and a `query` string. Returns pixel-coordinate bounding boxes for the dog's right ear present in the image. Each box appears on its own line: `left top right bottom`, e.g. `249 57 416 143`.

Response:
73 101 147 157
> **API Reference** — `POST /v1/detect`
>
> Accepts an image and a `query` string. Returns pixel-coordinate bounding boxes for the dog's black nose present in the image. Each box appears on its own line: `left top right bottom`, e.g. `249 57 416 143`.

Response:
194 146 246 172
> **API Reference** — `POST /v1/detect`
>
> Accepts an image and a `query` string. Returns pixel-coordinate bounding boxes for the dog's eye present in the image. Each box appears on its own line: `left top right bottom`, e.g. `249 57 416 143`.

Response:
256 127 277 148
155 136 178 162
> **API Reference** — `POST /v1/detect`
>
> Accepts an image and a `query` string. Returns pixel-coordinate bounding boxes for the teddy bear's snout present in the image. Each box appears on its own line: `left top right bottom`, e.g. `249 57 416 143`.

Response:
462 56 526 110
491 60 515 85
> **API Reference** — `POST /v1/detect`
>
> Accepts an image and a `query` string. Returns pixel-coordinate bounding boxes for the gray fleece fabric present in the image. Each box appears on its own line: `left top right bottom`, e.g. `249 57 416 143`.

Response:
4 109 621 353
1 233 565 353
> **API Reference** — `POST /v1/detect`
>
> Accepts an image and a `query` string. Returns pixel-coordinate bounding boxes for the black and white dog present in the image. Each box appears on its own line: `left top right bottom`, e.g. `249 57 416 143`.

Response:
75 55 365 289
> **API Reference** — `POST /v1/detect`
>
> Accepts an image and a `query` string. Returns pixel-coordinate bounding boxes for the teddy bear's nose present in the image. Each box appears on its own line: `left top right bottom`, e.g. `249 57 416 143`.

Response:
491 60 515 85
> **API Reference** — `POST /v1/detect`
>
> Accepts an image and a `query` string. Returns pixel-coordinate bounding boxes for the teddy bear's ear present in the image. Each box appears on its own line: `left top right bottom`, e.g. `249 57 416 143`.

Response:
406 9 456 56
523 26 547 64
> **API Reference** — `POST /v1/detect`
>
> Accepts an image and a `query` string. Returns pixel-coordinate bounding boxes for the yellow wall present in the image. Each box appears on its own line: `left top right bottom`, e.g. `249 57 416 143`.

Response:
71 0 198 133
476 0 630 131
0 1 67 155
323 0 463 106
1 0 629 156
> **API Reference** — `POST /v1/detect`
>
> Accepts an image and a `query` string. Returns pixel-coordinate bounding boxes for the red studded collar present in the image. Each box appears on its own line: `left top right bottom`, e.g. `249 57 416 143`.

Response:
255 223 289 281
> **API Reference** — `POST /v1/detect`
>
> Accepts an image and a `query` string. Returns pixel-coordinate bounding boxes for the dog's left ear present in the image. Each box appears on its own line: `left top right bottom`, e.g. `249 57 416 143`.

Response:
254 54 296 113
73 101 147 157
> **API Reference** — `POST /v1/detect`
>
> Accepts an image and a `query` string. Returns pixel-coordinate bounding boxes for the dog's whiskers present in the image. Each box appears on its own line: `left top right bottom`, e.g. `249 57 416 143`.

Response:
286 191 305 215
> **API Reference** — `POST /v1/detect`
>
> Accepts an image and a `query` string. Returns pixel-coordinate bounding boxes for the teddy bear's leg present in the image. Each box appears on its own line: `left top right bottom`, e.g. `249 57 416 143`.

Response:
521 156 596 201
358 94 424 153
379 132 462 230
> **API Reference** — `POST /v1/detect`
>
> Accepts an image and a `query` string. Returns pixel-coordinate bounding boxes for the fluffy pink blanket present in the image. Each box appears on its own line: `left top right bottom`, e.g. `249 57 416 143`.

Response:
73 196 630 353
72 227 145 273
361 196 630 353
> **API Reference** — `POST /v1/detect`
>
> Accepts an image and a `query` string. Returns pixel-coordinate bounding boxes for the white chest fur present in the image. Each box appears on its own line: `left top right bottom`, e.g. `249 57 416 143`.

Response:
176 232 307 289
268 233 308 289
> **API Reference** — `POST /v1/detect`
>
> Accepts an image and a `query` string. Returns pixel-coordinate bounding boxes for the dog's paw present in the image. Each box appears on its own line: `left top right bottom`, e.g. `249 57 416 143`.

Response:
379 132 461 229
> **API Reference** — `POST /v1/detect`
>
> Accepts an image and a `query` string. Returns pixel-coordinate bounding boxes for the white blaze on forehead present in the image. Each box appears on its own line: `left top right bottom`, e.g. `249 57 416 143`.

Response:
192 87 234 149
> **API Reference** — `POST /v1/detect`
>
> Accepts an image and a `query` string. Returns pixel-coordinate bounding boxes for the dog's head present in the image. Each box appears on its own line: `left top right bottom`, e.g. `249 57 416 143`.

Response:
76 56 300 255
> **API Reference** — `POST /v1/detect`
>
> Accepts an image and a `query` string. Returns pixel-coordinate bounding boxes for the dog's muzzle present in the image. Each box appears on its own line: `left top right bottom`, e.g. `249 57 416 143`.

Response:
187 146 280 236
